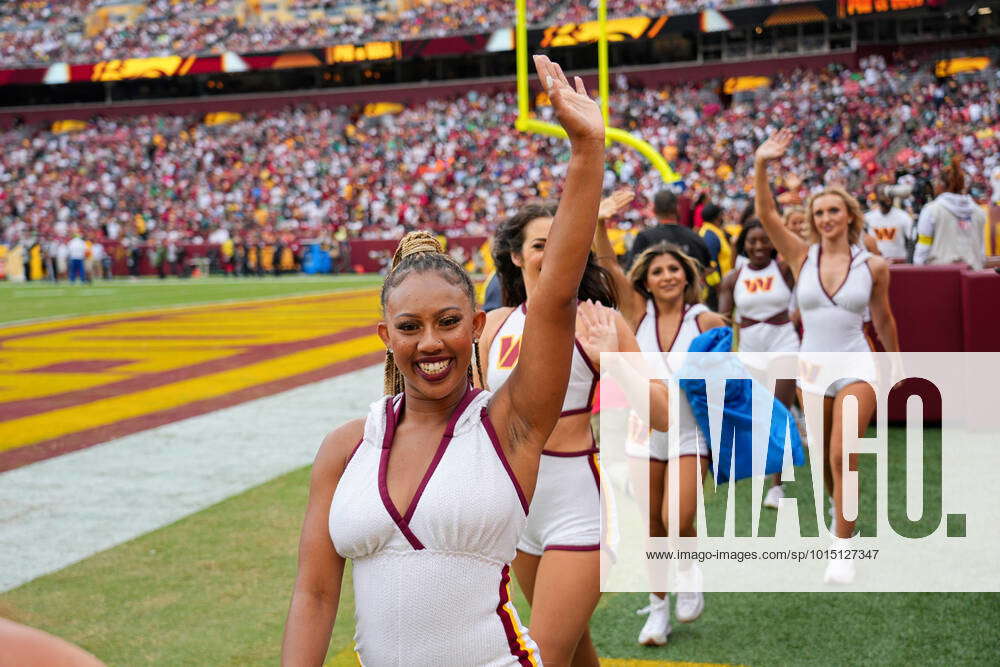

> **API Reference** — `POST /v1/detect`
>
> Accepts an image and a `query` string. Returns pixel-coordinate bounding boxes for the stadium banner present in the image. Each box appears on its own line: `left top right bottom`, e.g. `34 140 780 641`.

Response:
837 0 924 17
599 351 1000 592
0 0 936 86
401 34 493 58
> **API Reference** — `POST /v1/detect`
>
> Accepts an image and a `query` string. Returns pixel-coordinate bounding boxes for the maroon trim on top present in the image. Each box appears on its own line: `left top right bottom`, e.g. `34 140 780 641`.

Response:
519 302 528 314
657 302 691 352
817 245 856 305
574 338 600 378
495 305 522 337
863 255 875 283
345 437 364 467
559 338 600 417
545 544 601 552
586 450 601 490
495 564 536 666
652 299 665 352
480 407 530 514
377 397 424 550
401 387 480 524
377 387 481 550
485 306 523 389
541 446 599 457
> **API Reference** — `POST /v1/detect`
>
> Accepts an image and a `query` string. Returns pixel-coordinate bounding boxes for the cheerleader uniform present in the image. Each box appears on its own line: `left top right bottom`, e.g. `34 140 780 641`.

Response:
633 300 710 461
329 388 541 666
487 304 603 554
733 259 800 368
796 244 876 397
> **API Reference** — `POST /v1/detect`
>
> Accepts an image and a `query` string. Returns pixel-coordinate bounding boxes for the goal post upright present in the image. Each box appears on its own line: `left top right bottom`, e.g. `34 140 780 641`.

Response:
514 0 681 183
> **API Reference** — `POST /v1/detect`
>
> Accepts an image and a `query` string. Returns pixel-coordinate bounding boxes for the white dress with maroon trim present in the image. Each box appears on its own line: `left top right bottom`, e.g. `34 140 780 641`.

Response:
486 303 604 555
633 300 710 461
796 244 876 397
329 388 541 666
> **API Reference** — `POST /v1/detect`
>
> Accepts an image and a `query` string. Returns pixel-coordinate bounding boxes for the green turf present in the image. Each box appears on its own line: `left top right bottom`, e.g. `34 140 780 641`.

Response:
0 274 383 325
2 430 996 665
0 466 366 666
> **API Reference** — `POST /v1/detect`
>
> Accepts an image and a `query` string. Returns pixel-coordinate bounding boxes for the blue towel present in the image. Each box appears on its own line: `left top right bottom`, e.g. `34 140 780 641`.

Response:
677 327 804 484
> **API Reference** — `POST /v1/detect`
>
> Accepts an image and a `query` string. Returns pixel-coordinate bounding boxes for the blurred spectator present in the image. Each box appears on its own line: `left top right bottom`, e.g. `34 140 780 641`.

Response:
864 184 915 262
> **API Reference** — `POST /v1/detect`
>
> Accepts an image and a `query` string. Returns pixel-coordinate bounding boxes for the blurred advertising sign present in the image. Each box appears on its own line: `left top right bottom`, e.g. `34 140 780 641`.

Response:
91 56 197 81
326 41 401 64
539 16 665 48
838 0 923 16
935 57 990 78
723 76 771 94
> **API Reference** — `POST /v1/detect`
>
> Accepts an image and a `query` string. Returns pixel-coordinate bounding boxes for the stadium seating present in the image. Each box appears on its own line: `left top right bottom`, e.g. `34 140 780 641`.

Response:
0 0 791 68
0 57 996 256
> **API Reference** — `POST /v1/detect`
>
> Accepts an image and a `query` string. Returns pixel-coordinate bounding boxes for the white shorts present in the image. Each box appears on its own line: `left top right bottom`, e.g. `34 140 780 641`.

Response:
518 448 603 555
648 428 709 461
738 322 800 371
647 397 708 462
798 350 877 398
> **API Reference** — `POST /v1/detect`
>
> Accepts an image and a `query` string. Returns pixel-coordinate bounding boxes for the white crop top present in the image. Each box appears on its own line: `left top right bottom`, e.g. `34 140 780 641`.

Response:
733 259 794 322
487 304 598 416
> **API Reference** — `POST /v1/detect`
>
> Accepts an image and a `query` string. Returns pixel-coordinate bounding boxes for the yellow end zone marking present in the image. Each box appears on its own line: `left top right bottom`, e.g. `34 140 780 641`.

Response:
0 333 384 451
0 290 385 451
0 293 382 405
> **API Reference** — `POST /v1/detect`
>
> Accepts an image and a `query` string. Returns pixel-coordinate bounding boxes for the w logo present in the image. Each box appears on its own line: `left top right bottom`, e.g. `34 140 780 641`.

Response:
873 227 898 241
742 277 774 293
496 335 521 370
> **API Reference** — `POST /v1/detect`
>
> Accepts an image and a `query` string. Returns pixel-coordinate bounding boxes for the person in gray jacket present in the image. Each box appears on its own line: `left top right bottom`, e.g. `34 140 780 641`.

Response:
914 159 987 269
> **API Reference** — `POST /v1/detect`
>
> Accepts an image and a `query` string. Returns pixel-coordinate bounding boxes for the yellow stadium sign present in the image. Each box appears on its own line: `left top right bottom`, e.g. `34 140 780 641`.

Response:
363 103 404 117
91 56 196 81
204 112 243 127
935 57 991 78
723 76 772 94
51 120 88 134
838 0 923 16
540 17 651 48
326 41 401 64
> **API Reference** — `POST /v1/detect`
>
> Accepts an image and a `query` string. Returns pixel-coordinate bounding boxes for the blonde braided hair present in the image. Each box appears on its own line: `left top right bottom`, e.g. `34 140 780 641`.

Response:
380 231 485 395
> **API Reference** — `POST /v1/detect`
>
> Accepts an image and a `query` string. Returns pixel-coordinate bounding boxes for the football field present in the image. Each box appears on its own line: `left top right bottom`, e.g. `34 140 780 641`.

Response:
1 276 996 665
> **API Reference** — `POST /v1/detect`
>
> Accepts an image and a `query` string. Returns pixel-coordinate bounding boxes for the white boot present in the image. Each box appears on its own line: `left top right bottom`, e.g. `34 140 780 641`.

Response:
637 593 671 646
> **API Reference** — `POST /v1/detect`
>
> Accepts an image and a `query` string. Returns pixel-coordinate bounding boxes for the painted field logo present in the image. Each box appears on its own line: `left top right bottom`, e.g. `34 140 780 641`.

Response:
742 276 774 293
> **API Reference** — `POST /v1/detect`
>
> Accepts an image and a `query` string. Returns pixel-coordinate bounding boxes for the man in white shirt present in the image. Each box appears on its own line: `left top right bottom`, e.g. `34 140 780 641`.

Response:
67 234 87 283
864 185 914 262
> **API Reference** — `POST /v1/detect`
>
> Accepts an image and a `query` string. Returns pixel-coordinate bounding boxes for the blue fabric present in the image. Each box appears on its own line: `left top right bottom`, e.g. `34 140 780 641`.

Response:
678 327 804 484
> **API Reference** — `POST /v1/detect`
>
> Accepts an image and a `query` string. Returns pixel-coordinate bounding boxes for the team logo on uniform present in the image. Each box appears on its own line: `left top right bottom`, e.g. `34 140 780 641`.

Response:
496 335 521 370
742 276 774 293
873 227 898 241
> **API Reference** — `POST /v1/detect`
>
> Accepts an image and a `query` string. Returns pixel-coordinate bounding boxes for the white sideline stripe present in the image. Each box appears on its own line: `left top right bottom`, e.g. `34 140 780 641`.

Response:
0 364 382 592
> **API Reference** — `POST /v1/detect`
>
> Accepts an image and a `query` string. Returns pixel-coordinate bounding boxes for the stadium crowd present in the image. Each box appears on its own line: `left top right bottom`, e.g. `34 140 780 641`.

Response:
4 0 793 69
0 56 997 278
